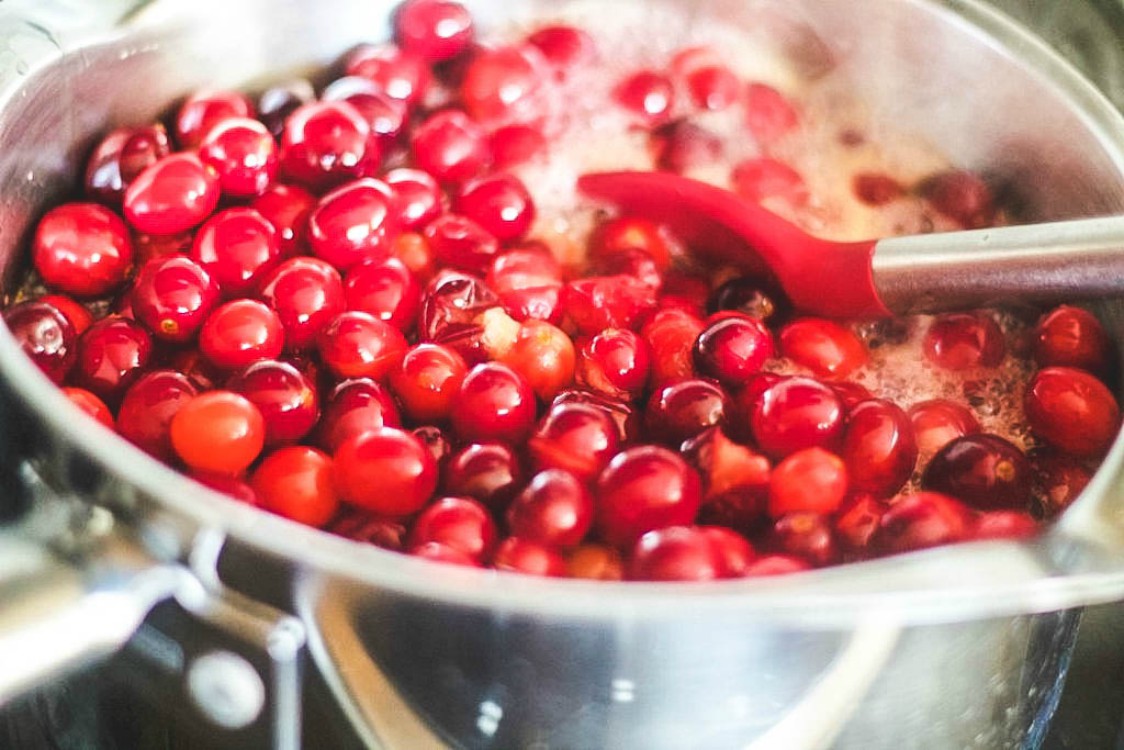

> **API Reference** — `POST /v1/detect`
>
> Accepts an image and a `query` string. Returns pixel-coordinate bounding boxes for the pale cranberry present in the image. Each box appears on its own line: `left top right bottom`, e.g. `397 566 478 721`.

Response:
566 543 624 580
745 83 798 145
853 172 905 206
529 402 620 480
614 70 674 125
256 256 345 351
875 491 973 554
190 208 281 297
1032 305 1111 373
71 316 153 403
642 309 705 387
345 44 431 109
628 526 723 581
561 275 658 336
918 170 995 229
451 362 536 444
317 378 401 453
116 369 198 460
334 427 438 516
407 496 497 563
384 168 444 229
694 314 774 385
84 124 171 207
198 117 278 198
388 342 467 423
576 328 651 401
63 386 114 428
595 445 702 548
1025 366 1120 457
123 153 220 236
908 398 981 456
423 214 500 274
5 301 77 383
841 399 917 497
779 318 868 379
492 537 568 577
731 157 809 205
251 183 316 258
499 319 576 401
394 0 474 62
751 376 845 458
645 378 727 445
768 447 848 517
460 45 549 125
317 310 408 380
199 299 285 370
33 203 133 298
743 555 811 577
768 513 839 567
507 469 593 549
280 101 376 190
251 446 338 526
131 256 220 343
227 359 319 445
174 90 253 148
454 174 536 244
923 312 1006 370
410 109 490 184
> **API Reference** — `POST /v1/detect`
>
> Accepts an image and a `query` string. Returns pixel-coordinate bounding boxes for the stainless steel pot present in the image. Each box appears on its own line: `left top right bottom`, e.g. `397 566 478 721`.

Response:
3 1 1124 748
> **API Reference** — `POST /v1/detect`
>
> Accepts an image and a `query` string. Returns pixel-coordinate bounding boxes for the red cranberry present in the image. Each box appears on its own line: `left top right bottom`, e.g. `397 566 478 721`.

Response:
529 402 620 480
39 294 93 336
487 244 561 294
343 257 420 332
443 442 524 510
257 256 346 351
492 537 568 577
4 301 77 383
318 377 402 452
251 446 338 527
1025 366 1120 457
628 526 724 581
460 45 550 125
63 386 114 428
577 328 651 401
595 445 702 549
701 526 757 577
384 167 444 229
33 203 133 298
280 101 376 191
499 319 576 401
410 541 481 566
387 343 466 422
526 25 596 71
251 183 316 258
410 109 491 184
507 469 593 549
921 433 1031 510
423 213 500 274
257 79 316 140
779 318 868 379
334 427 438 516
308 178 399 271
454 174 536 244
551 389 641 445
84 124 171 207
394 0 474 61
875 491 973 554
768 447 848 517
116 369 198 460
227 359 319 445
751 376 845 458
321 77 408 144
731 157 809 206
645 378 727 445
561 275 657 336
198 117 278 198
1032 305 1111 373
345 44 432 109
1032 450 1092 518
651 120 724 174
450 362 536 444
743 555 811 577
72 316 153 403
199 299 285 371
174 90 253 148
853 172 905 206
642 309 705 387
190 207 281 297
923 312 1006 370
918 170 995 229
841 399 917 497
686 65 739 111
489 125 547 168
131 256 220 343
768 513 839 567
971 510 1039 541
834 493 889 556
123 153 221 236
614 70 675 125
567 543 624 580
745 83 799 145
908 398 981 457
588 216 671 274
694 314 774 385
316 310 408 380
407 496 497 563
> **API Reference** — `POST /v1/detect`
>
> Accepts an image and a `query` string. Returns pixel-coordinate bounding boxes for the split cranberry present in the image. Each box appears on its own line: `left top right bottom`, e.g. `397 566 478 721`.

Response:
768 513 839 567
526 25 596 71
33 203 133 298
344 44 432 109
63 387 114 428
694 314 774 386
642 309 705 387
389 342 467 423
492 537 568 577
745 83 799 145
921 433 1031 510
499 319 576 401
251 445 338 527
614 70 675 125
768 447 848 516
412 425 452 466
595 445 702 548
190 208 281 297
123 153 221 236
566 543 624 580
506 469 593 549
1024 366 1120 458
170 390 265 475
778 318 868 379
908 398 981 456
840 399 917 497
407 496 497 563
131 256 220 343
454 174 536 244
256 256 346 351
442 442 525 510
321 77 408 144
917 170 995 229
561 275 657 336
257 80 316 140
384 168 444 229
923 312 1006 370
450 362 536 444
84 124 171 207
72 316 153 403
423 213 500 274
280 101 376 191
576 328 651 401
227 359 319 445
4 300 77 384
731 157 809 206
316 310 408 380
410 109 491 184
875 491 973 554
627 526 725 581
1032 305 1111 373
334 427 438 516
460 45 549 125
418 269 499 359
317 378 402 453
644 378 727 445
751 376 845 458
174 90 254 148
684 428 771 527
198 117 278 198
251 183 316 258
529 402 620 480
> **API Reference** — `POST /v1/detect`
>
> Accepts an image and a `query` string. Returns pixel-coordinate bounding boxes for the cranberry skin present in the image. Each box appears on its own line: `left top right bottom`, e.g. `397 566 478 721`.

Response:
923 312 1006 371
507 469 593 549
318 378 402 453
751 376 846 459
489 125 547 168
743 555 811 577
384 168 444 230
252 446 339 527
841 399 917 497
628 526 723 581
1032 305 1111 373
577 328 651 401
779 318 868 379
567 543 624 580
33 203 133 298
642 309 705 388
389 343 467 423
39 294 93 336
410 110 491 184
321 77 408 143
644 378 727 445
85 124 171 207
551 389 641 445
450 362 536 444
343 257 420 333
316 310 408 380
595 445 702 549
920 433 1032 511
561 275 658 336
330 509 408 550
251 183 316 258
423 214 500 274
280 101 376 191
853 172 905 206
460 46 549 125
687 65 739 112
731 157 809 206
768 447 848 517
123 153 221 236
529 402 620 480
257 256 346 351
407 496 497 564
5 301 77 384
971 511 1039 541
227 359 319 445
63 387 114 428
72 316 153 403
116 370 198 460
1033 450 1092 518
768 513 839 567
1025 366 1120 457
745 83 799 145
190 208 281 297
918 170 996 229
492 538 568 577
198 299 284 370
487 244 562 294
526 25 596 71
418 270 499 356
199 117 278 198
875 491 973 554
443 442 524 510
589 216 671 274
307 178 399 272
908 398 981 457
614 70 674 125
453 173 536 244
131 256 220 343
345 44 432 109
334 427 438 516
694 315 774 386
394 0 474 62
834 494 889 556
683 427 771 521
175 90 253 148
257 79 316 140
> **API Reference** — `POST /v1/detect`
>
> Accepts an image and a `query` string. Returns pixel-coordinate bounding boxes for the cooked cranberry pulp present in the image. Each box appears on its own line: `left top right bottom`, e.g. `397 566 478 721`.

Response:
4 0 1119 581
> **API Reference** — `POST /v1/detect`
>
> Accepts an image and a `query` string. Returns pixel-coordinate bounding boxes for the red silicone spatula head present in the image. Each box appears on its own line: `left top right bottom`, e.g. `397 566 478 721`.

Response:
576 171 891 318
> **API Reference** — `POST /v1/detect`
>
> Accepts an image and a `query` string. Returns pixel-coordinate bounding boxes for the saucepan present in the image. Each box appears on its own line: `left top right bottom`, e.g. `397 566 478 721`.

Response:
3 0 1124 748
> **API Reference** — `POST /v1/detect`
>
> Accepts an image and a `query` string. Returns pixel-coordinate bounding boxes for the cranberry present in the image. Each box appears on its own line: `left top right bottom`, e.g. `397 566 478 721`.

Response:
499 319 576 401
1025 366 1120 457
561 275 657 335
834 493 889 556
588 216 671 274
33 203 133 298
743 555 811 577
174 90 254 148
227 359 319 445
921 433 1031 510
694 314 774 385
39 294 93 336
63 386 114 428
190 208 281 297
321 77 408 144
256 256 346 351
410 541 481 566
72 316 153 403
317 378 402 453
198 299 285 371
908 398 981 457
841 399 917 497
410 109 491 184
407 496 497 563
1032 450 1092 518
487 244 561 293
628 526 724 581
454 174 536 244
551 389 641 444
334 427 438 515
768 447 848 517
529 402 620 480
251 446 338 527
394 0 474 61
745 83 799 145
344 254 421 333
131 256 220 343
170 390 265 475
84 124 171 207
4 300 77 384
316 310 408 380
701 526 757 577
442 442 524 510
642 309 705 388
450 362 536 444
193 472 258 505
971 510 1039 541
123 153 221 236
614 70 675 125
1032 305 1111 373
645 378 727 445
391 231 437 283
923 312 1006 370
412 425 452 466
684 428 771 525
384 167 444 229
779 318 868 379
257 79 316 140
423 214 500 274
280 101 376 191
595 445 702 548
198 117 278 198
853 172 905 206
307 178 399 272
387 342 466 423
918 170 995 229
489 125 547 168
731 157 809 206
344 44 432 109
875 491 973 554
686 66 739 112
577 328 651 401
507 469 593 548
768 513 839 567
460 45 550 125
251 183 316 258
526 25 596 71
492 537 568 577
566 543 624 580
330 510 408 550
751 376 845 458
418 269 499 359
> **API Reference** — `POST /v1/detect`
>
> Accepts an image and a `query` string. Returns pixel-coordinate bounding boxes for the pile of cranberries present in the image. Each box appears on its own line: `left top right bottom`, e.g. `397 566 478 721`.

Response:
4 0 1120 581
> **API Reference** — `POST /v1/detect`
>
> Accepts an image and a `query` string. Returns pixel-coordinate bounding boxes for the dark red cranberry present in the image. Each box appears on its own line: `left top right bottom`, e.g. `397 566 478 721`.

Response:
423 214 500 274
1032 305 1111 373
227 359 318 445
308 178 399 271
116 369 198 460
316 310 408 380
450 362 536 444
394 0 474 61
190 207 281 297
529 402 619 480
875 491 973 554
443 441 524 510
499 319 576 401
651 120 724 173
123 153 220 235
731 157 809 206
526 25 596 71
193 472 259 505
410 109 491 184
1032 450 1092 518
489 125 547 168
318 378 401 453
506 469 593 548
257 256 346 351
841 399 917 497
642 309 705 388
644 378 726 445
460 45 550 125
745 82 799 145
257 79 316 140
768 447 848 516
971 510 1039 541
686 65 739 112
384 167 444 229
751 376 845 458
768 513 839 567
694 314 774 386
627 526 723 581
320 77 408 144
1025 366 1120 457
407 496 497 564
779 318 868 379
561 275 657 335
492 537 568 576
174 90 253 148
454 173 536 244
614 70 674 125
199 299 285 370
595 445 702 549
280 100 376 191
251 183 316 258
198 117 278 198
4 300 77 383
908 398 981 457
918 170 995 229
576 328 651 401
84 124 171 207
335 427 438 516
32 202 133 298
72 316 153 403
923 312 1006 370
131 256 220 343
834 493 889 556
344 44 431 109
853 172 905 206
